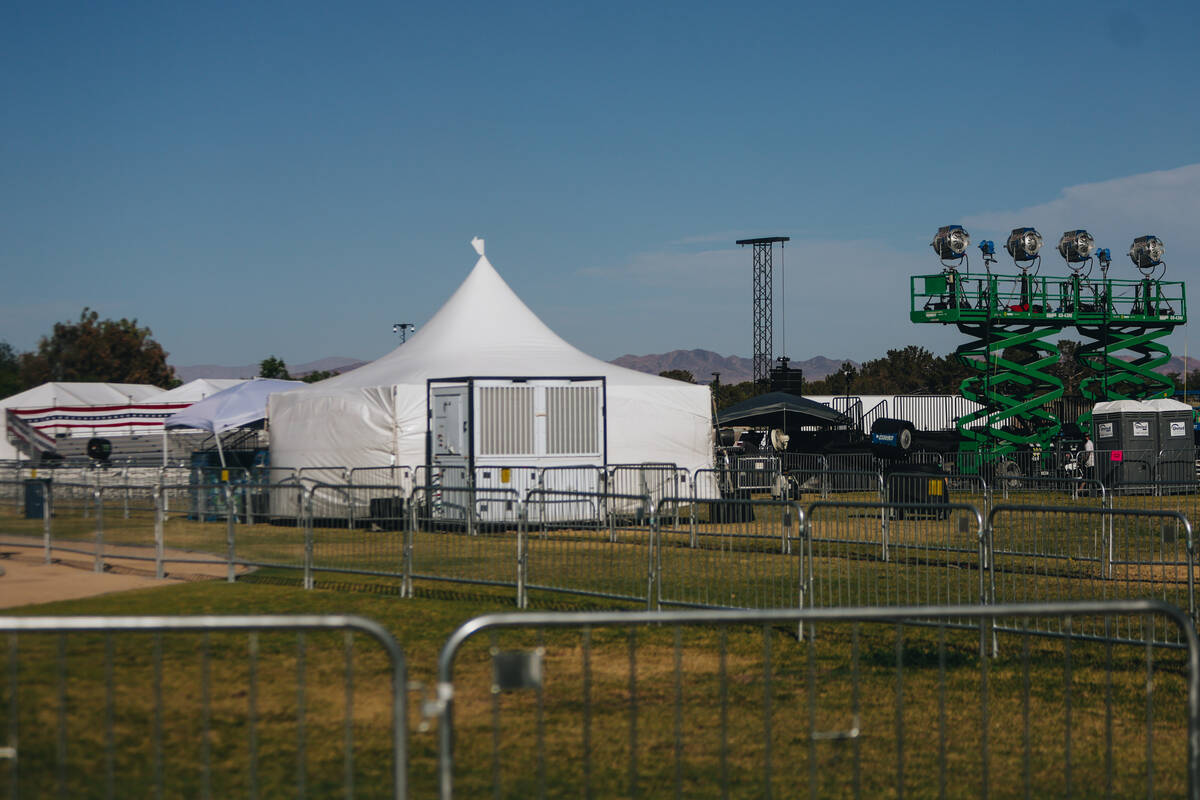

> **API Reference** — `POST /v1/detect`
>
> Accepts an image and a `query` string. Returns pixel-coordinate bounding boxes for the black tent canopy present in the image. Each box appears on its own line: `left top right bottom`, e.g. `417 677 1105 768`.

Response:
716 392 852 430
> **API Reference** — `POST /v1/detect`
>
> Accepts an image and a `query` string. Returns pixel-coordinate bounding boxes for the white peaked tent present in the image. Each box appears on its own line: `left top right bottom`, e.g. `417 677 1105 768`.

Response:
269 238 715 478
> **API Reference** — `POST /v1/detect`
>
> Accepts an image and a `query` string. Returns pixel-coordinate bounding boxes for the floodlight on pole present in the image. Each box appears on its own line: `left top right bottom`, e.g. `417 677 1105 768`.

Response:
392 323 415 343
1057 229 1096 273
931 225 970 263
1005 227 1043 270
1129 235 1165 275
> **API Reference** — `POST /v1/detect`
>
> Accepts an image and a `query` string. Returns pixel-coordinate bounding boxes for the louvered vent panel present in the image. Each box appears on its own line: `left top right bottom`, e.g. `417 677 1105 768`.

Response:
479 386 535 455
546 386 600 455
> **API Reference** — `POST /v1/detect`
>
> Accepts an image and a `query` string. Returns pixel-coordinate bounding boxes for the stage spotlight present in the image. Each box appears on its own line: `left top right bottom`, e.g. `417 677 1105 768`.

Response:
1057 230 1096 269
931 225 970 261
1128 235 1165 273
1005 227 1043 264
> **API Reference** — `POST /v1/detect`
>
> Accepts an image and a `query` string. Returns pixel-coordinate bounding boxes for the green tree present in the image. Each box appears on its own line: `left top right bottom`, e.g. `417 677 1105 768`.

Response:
302 369 336 383
1047 338 1093 398
0 341 22 398
259 356 292 380
19 308 178 387
713 380 762 411
658 369 695 383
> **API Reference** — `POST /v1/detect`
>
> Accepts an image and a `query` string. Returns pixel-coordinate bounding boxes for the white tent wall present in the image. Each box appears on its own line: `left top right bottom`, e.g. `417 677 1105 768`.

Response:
269 387 400 473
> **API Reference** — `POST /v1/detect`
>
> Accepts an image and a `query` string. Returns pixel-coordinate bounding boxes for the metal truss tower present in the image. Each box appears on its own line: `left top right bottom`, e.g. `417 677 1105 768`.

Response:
737 236 789 384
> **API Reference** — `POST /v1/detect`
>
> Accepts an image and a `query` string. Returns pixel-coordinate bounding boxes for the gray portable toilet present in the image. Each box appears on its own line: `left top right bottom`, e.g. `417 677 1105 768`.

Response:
1091 400 1158 488
1147 398 1196 486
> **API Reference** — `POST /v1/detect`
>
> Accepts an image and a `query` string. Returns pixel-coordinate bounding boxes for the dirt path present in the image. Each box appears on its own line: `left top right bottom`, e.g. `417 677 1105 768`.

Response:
0 537 251 609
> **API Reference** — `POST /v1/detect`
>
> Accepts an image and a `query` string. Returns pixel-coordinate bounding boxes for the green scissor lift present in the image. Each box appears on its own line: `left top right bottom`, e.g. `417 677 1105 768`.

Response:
910 269 1186 471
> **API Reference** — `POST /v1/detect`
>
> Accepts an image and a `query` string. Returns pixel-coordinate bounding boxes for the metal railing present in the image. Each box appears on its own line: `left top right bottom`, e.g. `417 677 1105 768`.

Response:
987 504 1196 645
0 615 407 799
434 600 1200 800
6 479 1200 642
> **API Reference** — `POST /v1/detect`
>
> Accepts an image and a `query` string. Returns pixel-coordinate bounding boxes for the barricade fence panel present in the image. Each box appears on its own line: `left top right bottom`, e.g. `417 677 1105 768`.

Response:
521 489 654 607
991 474 1106 508
806 501 987 620
7 474 1200 633
0 615 407 799
655 496 805 610
988 505 1196 646
790 468 882 499
406 477 522 593
435 602 1199 800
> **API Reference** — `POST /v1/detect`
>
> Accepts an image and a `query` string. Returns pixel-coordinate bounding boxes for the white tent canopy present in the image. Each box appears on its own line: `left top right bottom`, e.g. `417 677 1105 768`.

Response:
269 239 714 477
154 378 246 404
165 379 304 434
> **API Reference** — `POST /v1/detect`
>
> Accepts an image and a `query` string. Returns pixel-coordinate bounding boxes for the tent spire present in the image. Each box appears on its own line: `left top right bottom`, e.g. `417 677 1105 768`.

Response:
471 236 485 256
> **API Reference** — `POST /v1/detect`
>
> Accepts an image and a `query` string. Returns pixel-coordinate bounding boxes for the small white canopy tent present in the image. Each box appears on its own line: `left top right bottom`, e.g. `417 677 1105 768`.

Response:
269 239 714 482
165 378 304 467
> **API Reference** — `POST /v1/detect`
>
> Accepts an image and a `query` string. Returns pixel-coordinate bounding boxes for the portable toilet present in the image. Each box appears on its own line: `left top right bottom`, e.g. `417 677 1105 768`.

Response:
1091 400 1158 488
1146 398 1195 485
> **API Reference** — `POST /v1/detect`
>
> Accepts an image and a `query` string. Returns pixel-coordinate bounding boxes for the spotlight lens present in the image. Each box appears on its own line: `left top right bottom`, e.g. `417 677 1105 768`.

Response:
1005 227 1043 262
1057 229 1096 263
1129 235 1165 271
931 225 970 260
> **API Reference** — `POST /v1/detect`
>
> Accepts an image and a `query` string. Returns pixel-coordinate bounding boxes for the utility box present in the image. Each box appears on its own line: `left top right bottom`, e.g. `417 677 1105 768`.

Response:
428 377 607 523
1148 398 1196 486
1092 400 1158 488
24 477 51 519
883 463 950 519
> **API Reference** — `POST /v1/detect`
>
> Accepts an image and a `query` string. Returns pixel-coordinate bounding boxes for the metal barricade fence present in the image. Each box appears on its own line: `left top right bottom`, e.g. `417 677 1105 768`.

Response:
607 463 688 505
520 489 652 608
797 468 882 499
987 505 1196 646
942 471 989 514
825 453 879 473
778 452 828 475
433 601 1200 800
655 496 805 610
404 481 524 594
992 474 1108 508
538 464 604 495
0 615 407 799
806 501 986 620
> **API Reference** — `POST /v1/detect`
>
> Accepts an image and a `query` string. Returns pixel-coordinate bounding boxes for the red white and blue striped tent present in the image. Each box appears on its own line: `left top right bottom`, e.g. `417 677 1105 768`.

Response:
2 382 167 460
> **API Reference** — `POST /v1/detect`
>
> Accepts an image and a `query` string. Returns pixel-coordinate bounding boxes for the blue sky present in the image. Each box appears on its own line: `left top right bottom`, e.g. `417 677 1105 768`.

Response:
3 1 1199 370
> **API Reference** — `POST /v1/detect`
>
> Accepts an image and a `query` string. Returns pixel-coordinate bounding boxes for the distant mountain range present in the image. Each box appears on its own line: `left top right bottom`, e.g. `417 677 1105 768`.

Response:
175 350 1200 386
173 356 367 383
610 350 855 384
1159 355 1200 376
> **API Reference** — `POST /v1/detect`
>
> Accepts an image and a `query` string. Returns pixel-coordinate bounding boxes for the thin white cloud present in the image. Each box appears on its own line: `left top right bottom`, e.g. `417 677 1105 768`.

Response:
963 163 1200 273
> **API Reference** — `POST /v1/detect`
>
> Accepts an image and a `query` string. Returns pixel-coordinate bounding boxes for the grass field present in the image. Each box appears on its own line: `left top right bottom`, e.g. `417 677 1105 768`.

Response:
1 575 1191 798
2 489 1198 797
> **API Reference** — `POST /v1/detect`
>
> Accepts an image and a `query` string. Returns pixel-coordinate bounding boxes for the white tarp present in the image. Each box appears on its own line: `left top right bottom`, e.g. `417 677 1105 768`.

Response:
269 239 714 478
165 379 305 433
